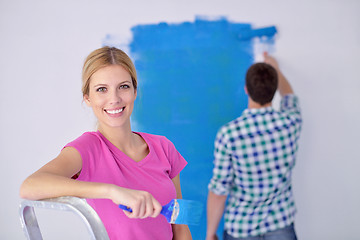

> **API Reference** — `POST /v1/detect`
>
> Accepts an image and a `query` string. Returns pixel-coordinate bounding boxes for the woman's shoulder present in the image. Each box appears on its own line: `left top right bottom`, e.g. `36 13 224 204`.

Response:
138 132 183 163
67 131 103 147
137 132 172 146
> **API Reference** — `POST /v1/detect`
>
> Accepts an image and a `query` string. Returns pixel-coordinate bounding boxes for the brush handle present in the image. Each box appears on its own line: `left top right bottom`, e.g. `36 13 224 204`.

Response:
118 203 170 217
119 204 167 214
119 204 133 212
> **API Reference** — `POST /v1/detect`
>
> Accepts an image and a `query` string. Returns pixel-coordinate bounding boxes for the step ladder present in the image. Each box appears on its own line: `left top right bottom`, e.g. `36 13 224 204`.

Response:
19 196 110 240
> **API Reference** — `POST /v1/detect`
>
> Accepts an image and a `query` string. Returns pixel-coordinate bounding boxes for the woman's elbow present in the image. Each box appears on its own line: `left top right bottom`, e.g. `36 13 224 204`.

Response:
19 178 37 200
19 179 30 199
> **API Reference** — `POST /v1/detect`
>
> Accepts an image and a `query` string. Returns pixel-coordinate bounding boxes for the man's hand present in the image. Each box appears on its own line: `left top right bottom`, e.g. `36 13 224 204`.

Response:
205 234 219 240
264 52 279 70
263 52 294 96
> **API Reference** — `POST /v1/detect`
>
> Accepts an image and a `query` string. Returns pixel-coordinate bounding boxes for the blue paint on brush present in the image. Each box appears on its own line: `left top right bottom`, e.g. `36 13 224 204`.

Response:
107 17 277 239
167 199 203 225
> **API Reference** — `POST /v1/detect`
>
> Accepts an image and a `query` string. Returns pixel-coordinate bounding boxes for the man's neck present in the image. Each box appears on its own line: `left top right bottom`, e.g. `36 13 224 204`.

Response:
248 98 272 109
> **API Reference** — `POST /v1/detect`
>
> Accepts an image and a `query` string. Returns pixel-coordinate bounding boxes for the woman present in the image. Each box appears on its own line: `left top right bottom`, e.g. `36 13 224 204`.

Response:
20 46 192 240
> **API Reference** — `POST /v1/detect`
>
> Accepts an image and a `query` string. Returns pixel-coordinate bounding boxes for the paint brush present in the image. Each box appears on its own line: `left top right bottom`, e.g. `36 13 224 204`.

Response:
119 199 203 225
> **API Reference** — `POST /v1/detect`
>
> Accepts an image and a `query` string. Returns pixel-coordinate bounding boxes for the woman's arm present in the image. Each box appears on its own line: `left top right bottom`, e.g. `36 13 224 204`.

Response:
19 147 162 219
20 147 90 199
171 174 192 240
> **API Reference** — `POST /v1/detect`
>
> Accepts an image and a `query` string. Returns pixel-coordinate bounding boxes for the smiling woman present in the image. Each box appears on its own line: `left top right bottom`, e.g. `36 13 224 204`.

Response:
84 64 137 131
19 46 192 240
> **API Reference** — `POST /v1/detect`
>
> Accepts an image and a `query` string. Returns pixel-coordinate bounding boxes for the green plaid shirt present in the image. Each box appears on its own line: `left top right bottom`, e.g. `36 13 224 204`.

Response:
208 94 302 238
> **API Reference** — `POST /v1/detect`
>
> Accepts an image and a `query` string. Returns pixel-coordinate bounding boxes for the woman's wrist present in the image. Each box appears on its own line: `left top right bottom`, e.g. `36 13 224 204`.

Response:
105 183 118 200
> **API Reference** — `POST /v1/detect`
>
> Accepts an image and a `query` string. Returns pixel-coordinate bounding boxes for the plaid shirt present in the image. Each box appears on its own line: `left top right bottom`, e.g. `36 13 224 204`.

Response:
208 94 302 238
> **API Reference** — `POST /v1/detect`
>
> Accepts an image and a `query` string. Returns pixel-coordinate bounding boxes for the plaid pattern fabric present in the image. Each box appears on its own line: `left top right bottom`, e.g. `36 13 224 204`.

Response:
208 94 302 238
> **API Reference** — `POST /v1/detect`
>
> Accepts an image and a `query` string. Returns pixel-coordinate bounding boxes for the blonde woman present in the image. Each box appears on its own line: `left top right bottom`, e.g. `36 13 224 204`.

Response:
20 46 192 240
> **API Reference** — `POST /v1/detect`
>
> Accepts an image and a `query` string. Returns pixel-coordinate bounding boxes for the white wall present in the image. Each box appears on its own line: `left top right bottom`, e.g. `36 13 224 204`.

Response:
1 0 359 239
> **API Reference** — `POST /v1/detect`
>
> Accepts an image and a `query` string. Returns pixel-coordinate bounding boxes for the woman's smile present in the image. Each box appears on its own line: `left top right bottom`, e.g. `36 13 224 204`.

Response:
105 107 125 115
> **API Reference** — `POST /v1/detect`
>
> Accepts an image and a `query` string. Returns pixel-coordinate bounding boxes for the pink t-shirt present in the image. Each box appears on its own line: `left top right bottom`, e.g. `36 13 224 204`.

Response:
64 131 187 240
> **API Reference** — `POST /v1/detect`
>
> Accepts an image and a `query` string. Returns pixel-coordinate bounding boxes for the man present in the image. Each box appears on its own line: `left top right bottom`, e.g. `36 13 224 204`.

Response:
206 53 302 240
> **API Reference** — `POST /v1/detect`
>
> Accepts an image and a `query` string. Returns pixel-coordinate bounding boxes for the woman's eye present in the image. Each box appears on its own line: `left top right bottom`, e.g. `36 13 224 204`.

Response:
120 84 130 89
96 87 107 92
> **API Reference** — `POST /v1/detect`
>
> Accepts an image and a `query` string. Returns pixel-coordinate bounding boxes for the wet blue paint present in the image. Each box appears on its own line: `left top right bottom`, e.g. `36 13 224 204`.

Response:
106 17 276 239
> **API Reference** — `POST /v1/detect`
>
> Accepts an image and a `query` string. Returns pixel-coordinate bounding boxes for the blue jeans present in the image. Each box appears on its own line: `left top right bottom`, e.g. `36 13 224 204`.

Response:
223 224 297 240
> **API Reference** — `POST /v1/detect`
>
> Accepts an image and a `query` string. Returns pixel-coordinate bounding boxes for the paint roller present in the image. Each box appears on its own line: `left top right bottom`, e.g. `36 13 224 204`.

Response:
238 26 277 41
238 26 277 62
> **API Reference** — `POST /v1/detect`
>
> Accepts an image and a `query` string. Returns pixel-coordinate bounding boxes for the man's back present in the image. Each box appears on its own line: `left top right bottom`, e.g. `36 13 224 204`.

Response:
208 94 301 237
206 53 301 240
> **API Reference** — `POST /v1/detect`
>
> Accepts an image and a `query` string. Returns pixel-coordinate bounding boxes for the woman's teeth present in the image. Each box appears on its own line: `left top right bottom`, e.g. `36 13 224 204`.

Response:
106 108 124 114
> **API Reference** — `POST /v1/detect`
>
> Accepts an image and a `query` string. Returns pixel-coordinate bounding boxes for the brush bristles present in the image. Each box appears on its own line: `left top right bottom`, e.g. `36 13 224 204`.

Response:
173 199 203 225
161 199 175 223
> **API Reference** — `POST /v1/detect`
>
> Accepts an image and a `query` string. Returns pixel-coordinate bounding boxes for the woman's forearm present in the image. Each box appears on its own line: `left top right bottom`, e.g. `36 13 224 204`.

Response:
19 172 112 200
20 171 163 219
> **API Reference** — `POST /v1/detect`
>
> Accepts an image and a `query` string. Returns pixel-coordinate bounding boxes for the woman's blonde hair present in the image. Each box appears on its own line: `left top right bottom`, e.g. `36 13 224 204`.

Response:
82 46 137 96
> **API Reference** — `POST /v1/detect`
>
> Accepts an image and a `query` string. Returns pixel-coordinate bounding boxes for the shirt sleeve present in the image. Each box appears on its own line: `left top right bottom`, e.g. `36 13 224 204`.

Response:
164 137 188 179
280 94 301 119
208 127 234 196
63 132 99 180
280 94 302 133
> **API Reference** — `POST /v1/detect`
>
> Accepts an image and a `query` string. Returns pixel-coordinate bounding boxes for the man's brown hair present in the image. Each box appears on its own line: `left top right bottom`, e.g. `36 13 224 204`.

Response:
245 63 278 105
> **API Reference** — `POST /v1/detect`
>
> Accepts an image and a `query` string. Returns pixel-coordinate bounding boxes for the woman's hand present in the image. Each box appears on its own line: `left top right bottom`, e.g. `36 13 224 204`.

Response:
109 185 162 219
